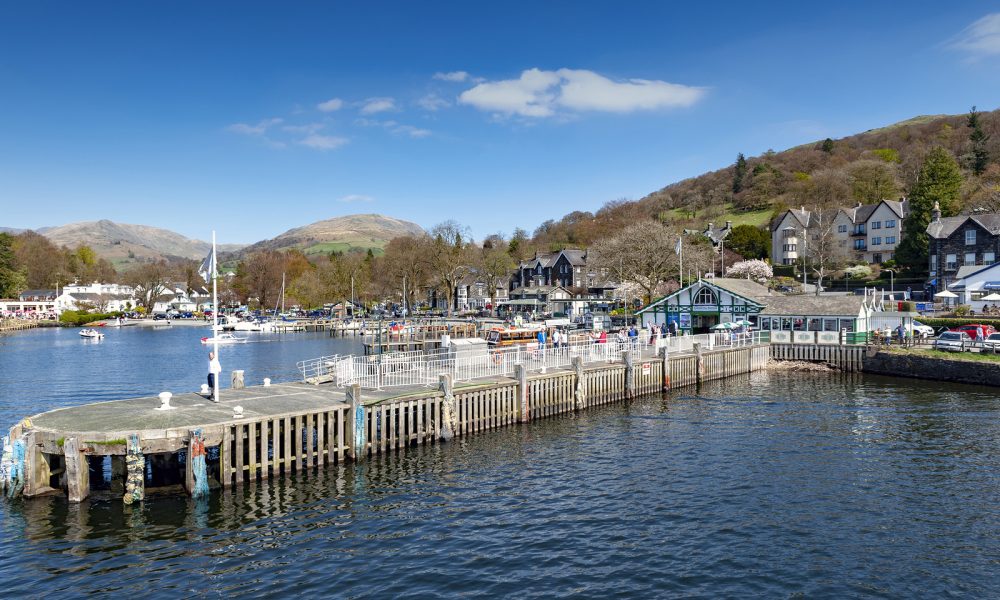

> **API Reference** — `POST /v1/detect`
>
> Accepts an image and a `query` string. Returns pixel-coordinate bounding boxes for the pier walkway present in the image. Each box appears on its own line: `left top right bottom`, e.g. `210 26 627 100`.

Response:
4 337 770 507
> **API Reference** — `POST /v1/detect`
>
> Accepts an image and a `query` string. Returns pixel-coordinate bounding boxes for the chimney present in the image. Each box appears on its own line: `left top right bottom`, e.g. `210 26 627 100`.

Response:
725 220 732 230
932 201 941 223
707 222 713 232
801 206 805 212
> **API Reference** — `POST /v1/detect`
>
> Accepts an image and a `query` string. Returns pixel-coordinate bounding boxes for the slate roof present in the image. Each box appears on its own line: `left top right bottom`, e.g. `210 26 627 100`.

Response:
709 278 774 301
927 213 1000 239
772 208 811 232
758 294 866 317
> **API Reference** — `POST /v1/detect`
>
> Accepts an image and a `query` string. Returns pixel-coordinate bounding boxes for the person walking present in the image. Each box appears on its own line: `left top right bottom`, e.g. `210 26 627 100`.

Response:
207 351 222 402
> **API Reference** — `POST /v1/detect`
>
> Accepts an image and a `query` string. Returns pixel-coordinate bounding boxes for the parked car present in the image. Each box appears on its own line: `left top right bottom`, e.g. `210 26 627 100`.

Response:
949 323 996 340
983 332 1000 352
152 313 169 321
934 331 973 352
907 320 935 338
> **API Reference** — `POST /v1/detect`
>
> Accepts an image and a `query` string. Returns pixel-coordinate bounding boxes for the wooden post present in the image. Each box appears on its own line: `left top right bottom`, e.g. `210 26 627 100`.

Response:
64 437 89 502
516 363 530 423
185 434 195 494
572 356 586 411
439 374 456 441
111 455 125 495
624 350 635 400
660 347 671 392
694 342 704 383
347 384 365 461
231 370 245 389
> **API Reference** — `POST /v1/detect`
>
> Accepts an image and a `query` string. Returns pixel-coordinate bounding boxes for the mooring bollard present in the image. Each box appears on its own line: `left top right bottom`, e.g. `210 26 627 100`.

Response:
233 405 244 418
200 383 210 395
263 378 271 387
231 370 245 389
156 391 174 410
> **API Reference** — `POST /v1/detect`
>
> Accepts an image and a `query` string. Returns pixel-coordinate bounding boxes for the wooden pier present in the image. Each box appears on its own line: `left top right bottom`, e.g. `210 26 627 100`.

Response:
3 343 770 504
0 318 40 333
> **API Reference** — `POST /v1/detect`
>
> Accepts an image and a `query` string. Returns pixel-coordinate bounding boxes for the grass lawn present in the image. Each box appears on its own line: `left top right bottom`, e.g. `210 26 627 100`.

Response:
663 203 772 229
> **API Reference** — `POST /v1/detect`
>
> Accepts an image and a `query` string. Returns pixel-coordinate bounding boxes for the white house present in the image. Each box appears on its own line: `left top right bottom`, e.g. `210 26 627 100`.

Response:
946 262 1000 312
772 199 907 266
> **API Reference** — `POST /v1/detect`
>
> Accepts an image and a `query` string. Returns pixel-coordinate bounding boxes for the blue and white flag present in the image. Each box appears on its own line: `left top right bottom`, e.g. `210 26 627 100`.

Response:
198 248 216 284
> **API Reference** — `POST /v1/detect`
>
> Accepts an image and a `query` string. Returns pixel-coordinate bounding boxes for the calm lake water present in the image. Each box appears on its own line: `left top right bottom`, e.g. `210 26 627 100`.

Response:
1 329 999 597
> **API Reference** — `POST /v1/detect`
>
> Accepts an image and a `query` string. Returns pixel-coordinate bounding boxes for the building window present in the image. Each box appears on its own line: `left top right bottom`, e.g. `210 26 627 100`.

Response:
873 253 883 264
854 239 867 250
838 224 847 233
871 237 881 246
782 244 797 252
693 287 716 305
885 219 896 228
965 253 976 265
871 221 881 230
985 252 996 265
930 255 937 273
853 225 866 235
966 230 977 245
885 236 896 245
946 254 957 270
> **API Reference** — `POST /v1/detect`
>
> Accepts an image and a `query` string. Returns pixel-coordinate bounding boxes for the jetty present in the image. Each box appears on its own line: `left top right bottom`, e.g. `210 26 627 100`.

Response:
2 334 770 505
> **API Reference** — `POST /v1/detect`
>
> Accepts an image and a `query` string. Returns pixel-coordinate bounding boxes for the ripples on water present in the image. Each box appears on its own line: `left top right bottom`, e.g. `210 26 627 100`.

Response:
1 334 999 596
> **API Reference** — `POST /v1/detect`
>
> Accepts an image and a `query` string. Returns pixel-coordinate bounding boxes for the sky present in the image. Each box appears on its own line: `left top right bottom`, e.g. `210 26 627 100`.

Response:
1 1 999 244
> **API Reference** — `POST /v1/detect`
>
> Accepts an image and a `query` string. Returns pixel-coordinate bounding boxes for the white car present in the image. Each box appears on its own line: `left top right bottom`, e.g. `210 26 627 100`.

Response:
907 320 935 338
982 332 1000 352
933 331 972 352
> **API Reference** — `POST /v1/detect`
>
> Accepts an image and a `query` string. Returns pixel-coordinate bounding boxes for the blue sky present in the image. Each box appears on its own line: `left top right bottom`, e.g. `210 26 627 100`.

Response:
1 1 999 244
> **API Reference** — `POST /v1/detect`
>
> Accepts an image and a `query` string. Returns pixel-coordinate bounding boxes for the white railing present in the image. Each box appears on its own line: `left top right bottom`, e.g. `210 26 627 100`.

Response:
301 330 767 389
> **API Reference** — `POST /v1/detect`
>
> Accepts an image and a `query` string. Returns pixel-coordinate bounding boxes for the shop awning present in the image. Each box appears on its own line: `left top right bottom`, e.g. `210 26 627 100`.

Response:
984 282 1000 290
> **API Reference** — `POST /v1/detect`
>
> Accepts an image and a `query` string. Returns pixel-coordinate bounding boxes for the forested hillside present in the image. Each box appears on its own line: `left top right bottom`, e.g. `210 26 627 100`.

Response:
529 107 1000 253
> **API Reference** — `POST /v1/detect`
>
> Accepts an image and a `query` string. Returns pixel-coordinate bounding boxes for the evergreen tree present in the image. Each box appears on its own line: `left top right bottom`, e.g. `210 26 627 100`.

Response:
895 147 964 271
725 224 770 260
967 106 990 176
732 153 747 194
821 138 835 153
0 233 27 298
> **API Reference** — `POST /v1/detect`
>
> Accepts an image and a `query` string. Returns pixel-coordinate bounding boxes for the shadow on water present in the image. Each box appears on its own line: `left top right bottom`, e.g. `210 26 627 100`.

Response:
1 371 1000 596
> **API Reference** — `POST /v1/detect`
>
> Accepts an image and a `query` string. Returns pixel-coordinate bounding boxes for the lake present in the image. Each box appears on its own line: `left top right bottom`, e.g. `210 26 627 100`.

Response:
1 329 999 596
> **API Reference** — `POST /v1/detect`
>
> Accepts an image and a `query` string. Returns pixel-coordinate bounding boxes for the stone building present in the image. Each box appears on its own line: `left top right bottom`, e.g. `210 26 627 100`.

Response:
926 202 1000 292
771 199 907 266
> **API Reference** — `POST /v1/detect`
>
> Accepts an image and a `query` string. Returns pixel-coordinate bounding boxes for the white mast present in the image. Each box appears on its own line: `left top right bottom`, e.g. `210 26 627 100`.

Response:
212 230 219 404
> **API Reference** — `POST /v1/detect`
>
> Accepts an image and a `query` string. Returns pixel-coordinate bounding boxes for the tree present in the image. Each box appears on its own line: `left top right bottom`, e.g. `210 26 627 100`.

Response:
896 147 964 271
123 261 170 312
425 221 473 315
378 234 431 310
590 222 678 305
725 259 773 282
725 225 770 260
966 106 990 176
0 233 28 298
732 153 747 194
848 160 898 204
475 240 516 316
803 208 843 295
820 138 835 153
11 231 67 289
507 228 530 262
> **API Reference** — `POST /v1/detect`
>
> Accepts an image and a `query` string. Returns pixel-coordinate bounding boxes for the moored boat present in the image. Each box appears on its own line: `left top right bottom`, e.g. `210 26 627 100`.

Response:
200 333 247 345
79 328 104 339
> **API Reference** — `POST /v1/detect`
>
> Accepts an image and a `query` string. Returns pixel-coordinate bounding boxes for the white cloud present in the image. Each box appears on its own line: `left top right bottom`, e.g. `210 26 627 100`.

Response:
282 122 325 134
458 68 705 118
317 97 344 112
393 124 432 138
950 13 1000 58
360 97 397 115
339 194 374 203
433 71 469 82
299 134 349 150
417 93 450 111
226 118 283 135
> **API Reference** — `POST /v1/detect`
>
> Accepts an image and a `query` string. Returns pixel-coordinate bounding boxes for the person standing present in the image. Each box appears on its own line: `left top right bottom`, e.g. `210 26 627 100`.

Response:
896 323 906 346
207 351 222 402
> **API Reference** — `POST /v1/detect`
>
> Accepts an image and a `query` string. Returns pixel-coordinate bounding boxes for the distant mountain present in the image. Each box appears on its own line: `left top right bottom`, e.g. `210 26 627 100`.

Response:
0 227 26 235
240 214 424 256
38 220 245 267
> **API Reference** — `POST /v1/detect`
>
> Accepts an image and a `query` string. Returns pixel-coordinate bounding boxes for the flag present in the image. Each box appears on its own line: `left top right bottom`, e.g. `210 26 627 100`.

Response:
674 237 682 255
198 248 216 284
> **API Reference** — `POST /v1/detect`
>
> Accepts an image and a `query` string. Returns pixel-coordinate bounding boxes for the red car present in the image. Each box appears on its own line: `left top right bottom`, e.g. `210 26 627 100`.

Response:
949 323 996 340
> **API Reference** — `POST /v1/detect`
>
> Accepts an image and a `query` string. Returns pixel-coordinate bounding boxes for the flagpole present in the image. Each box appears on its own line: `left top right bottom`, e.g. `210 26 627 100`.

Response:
212 230 219 404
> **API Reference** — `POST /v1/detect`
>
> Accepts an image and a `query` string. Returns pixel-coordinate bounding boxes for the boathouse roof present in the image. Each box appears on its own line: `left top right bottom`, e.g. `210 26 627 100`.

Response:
758 294 867 317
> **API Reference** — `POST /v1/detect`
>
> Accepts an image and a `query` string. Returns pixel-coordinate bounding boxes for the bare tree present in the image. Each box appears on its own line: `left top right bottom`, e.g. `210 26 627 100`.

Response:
426 221 473 315
590 221 681 304
804 208 843 295
475 238 516 315
123 261 170 313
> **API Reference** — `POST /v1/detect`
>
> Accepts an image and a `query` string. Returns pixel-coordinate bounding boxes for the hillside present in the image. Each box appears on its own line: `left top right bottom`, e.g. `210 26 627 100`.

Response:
239 214 425 256
39 220 245 267
530 107 1000 250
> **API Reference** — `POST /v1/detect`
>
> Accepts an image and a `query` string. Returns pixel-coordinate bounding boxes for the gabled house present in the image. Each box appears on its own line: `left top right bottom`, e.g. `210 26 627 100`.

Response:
926 203 1000 291
771 199 908 266
636 278 772 333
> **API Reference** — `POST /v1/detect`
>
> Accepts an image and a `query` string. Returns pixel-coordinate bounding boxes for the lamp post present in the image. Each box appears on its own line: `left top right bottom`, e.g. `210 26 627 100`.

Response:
884 268 895 299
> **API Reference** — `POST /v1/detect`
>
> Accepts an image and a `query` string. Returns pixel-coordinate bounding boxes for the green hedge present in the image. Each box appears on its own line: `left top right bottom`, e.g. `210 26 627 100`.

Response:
915 317 1000 328
59 311 116 326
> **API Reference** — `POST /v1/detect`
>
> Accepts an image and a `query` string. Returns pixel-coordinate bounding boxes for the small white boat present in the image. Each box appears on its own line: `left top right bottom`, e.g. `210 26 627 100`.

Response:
79 328 104 339
200 333 247 345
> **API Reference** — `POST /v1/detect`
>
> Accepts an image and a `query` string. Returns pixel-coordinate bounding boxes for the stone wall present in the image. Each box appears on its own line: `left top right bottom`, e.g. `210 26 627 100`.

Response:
862 350 1000 387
